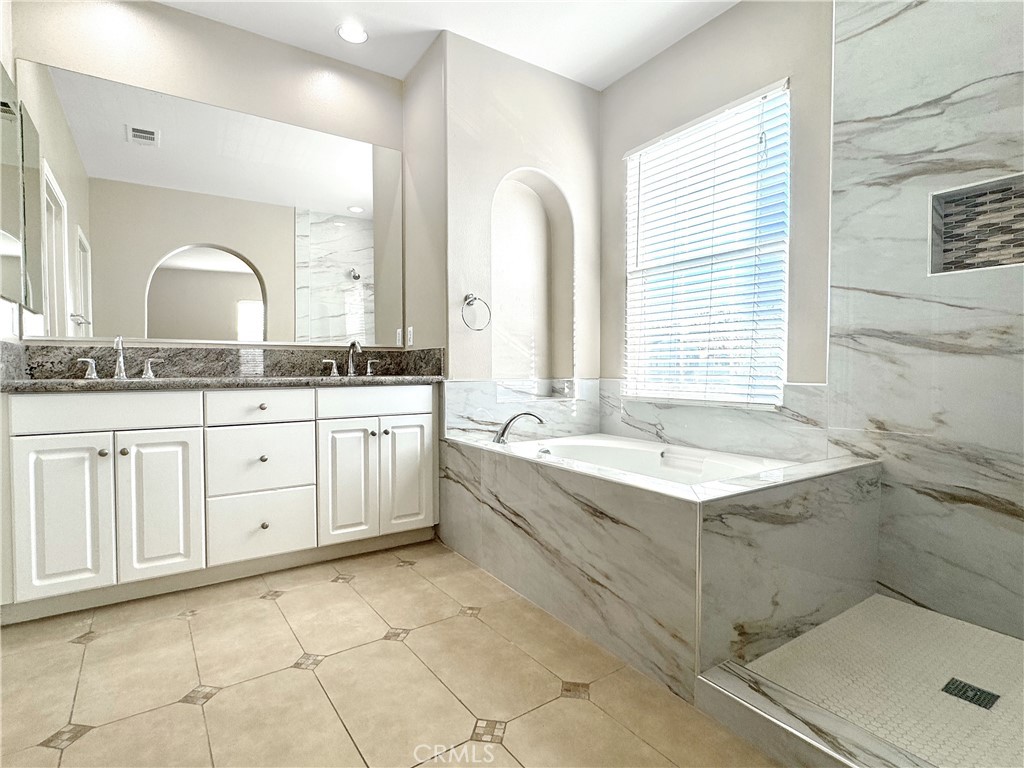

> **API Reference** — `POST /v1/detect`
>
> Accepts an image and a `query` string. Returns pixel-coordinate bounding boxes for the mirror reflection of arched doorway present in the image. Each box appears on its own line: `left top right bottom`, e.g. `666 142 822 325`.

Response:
146 245 266 341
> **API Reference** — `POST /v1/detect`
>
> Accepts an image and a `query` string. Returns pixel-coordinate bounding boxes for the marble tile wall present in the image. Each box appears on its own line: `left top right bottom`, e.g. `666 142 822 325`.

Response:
828 0 1024 639
438 438 701 699
698 463 881 671
443 379 600 442
599 379 829 463
295 211 376 345
14 343 444 380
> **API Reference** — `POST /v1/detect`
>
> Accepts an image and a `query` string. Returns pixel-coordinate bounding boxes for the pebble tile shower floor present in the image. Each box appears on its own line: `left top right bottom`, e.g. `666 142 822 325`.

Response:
0 540 774 767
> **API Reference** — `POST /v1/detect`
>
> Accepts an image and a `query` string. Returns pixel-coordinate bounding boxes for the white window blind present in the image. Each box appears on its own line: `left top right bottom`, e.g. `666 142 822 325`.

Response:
624 83 790 406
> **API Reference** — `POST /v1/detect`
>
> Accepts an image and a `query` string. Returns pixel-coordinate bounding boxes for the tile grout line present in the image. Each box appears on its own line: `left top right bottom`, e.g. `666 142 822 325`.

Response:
186 619 217 768
310 670 370 768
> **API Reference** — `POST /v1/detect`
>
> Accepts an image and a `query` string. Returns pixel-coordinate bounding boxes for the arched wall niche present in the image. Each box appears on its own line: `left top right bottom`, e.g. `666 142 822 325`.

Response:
145 243 267 341
489 168 575 381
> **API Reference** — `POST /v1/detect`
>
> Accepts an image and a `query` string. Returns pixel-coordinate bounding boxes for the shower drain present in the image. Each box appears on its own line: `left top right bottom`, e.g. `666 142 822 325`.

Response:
942 678 1000 709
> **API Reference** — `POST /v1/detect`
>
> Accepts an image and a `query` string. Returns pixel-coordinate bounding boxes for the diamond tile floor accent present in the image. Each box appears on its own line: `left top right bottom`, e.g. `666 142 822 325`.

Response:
179 685 220 705
471 718 506 744
39 724 92 749
293 653 326 670
561 681 590 700
0 538 776 767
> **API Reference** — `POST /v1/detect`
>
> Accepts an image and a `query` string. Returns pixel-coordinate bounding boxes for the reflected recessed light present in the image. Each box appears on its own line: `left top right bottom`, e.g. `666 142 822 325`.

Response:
333 222 348 227
347 206 364 214
337 22 368 44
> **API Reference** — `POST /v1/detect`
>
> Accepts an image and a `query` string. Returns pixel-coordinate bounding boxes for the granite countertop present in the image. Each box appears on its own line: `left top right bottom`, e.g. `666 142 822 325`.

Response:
1 375 444 393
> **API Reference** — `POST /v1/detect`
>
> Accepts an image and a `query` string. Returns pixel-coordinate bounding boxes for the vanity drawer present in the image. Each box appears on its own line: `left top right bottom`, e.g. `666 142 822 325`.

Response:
205 422 315 496
207 486 317 566
205 388 315 426
317 385 433 419
9 391 204 435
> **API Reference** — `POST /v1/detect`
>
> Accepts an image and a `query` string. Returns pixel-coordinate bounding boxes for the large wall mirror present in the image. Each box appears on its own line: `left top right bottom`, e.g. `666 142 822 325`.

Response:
0 65 24 306
14 60 404 346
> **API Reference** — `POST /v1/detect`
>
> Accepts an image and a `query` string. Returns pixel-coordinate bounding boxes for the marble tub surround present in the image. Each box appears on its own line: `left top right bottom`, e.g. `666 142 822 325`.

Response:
443 379 599 442
439 436 880 702
13 342 444 381
439 438 700 699
828 0 1024 639
600 379 829 463
699 463 881 671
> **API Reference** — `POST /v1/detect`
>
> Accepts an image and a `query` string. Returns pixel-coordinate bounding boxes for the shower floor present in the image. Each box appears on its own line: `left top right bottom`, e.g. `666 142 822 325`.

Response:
747 595 1023 768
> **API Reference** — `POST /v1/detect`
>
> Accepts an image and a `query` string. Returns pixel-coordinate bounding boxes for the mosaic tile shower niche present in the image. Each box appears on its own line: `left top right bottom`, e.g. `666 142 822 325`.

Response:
931 174 1024 273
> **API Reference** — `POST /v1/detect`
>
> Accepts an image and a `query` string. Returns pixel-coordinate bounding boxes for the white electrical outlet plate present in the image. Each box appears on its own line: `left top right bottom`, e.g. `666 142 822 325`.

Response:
406 326 414 347
395 328 403 346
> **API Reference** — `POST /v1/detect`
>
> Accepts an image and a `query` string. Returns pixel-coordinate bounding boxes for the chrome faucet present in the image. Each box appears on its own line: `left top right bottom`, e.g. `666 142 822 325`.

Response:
113 336 128 380
347 340 362 377
493 412 545 444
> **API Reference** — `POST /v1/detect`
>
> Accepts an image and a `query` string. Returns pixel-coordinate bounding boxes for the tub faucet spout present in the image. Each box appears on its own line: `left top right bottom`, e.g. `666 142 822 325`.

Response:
493 412 545 444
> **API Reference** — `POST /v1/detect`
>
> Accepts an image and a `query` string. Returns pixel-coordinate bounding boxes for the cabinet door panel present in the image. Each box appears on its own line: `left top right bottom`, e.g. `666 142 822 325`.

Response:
115 428 205 582
11 432 116 601
317 418 379 545
380 414 434 534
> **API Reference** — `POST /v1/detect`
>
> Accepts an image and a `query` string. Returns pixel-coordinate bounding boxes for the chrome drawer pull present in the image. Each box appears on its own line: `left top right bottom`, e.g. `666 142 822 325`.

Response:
120 448 130 456
383 429 391 436
370 430 378 437
259 455 269 463
98 449 109 457
258 403 269 411
260 522 270 530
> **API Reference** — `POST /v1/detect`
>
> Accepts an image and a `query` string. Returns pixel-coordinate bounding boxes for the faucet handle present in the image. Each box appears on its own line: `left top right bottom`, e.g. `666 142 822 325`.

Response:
366 359 380 376
143 359 163 379
77 358 99 380
322 359 340 378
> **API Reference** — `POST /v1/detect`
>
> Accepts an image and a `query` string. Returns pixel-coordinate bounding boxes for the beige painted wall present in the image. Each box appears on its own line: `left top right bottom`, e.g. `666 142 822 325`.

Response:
16 59 90 336
0 0 11 75
402 34 448 352
148 267 262 341
12 0 402 150
599 1 833 382
88 179 294 341
444 33 601 380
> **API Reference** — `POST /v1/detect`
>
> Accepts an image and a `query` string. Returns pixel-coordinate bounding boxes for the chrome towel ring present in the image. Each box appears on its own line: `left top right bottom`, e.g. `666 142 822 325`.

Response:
461 293 491 331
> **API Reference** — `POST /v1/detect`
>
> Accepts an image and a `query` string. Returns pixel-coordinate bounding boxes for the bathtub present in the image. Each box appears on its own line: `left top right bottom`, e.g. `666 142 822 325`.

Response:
505 433 794 486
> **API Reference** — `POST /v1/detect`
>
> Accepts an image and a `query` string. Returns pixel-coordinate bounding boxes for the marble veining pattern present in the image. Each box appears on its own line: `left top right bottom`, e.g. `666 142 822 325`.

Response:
439 438 700 700
698 464 881 671
444 379 600 442
828 0 1024 639
599 379 829 463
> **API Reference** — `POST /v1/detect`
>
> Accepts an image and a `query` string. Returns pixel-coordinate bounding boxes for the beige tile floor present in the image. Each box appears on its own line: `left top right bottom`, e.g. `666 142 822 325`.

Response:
0 539 775 768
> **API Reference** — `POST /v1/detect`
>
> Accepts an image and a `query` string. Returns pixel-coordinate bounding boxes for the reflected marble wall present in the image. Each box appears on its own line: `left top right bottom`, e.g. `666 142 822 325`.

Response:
295 210 375 344
828 0 1024 638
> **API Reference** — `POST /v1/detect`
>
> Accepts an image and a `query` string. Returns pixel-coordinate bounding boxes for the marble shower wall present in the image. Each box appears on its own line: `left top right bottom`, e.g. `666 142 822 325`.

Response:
443 379 600 442
439 438 701 699
699 463 881 671
599 379 829 463
295 210 376 344
828 0 1024 638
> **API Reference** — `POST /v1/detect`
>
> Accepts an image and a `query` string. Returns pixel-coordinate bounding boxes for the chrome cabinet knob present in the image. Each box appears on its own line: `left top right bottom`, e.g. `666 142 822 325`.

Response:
258 403 269 411
382 429 391 436
370 430 377 437
259 455 269 463
119 448 130 456
260 522 270 530
98 449 109 457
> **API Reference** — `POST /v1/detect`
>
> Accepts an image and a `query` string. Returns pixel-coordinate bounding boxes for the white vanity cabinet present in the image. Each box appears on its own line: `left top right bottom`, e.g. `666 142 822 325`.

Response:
8 391 206 601
11 432 117 600
317 386 435 546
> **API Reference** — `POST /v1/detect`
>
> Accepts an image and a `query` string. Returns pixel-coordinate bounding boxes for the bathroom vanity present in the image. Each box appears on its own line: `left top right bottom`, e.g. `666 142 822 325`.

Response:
2 378 438 607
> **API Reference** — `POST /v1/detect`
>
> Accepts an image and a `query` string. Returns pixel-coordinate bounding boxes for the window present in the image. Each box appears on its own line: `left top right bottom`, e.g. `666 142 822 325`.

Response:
236 300 265 342
624 82 790 406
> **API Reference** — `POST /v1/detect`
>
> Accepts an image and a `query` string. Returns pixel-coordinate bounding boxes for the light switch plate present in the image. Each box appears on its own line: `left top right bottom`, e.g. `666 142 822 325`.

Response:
395 328 403 346
406 326 414 347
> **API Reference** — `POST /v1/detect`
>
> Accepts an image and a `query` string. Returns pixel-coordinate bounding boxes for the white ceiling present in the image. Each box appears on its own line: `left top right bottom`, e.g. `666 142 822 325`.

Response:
160 245 260 274
48 65 377 214
159 1 737 91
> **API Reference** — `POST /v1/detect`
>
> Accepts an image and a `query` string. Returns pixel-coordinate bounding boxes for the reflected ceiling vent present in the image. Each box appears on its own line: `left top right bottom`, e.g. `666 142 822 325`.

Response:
125 125 160 147
0 100 15 121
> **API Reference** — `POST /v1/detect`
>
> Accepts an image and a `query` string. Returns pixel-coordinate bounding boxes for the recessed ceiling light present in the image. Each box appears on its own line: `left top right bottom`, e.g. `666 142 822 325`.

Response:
337 22 368 44
347 206 364 214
